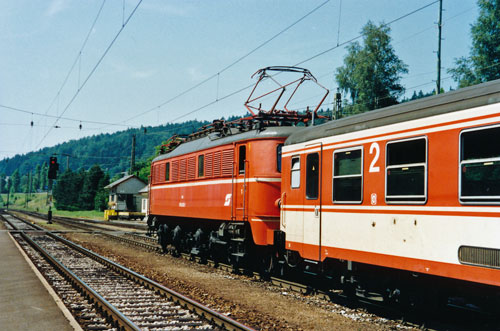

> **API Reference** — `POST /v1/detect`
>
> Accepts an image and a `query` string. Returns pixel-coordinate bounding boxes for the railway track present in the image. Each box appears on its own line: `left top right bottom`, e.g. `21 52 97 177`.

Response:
2 212 253 331
10 210 500 330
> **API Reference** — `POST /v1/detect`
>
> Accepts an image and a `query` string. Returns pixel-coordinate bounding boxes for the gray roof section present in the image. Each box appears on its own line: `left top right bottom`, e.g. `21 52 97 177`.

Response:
286 79 500 145
153 126 299 162
104 175 146 189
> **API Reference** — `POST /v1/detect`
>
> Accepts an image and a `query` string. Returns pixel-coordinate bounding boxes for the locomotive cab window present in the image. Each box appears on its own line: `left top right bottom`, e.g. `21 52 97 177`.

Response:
460 125 500 204
386 137 427 203
277 144 283 172
165 162 170 181
306 153 319 199
333 147 362 203
239 145 246 175
291 156 300 188
198 155 204 177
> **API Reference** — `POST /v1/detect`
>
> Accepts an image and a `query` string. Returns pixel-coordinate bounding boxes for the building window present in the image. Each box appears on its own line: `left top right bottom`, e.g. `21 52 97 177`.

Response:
333 147 362 203
460 125 500 204
277 144 283 172
386 137 427 203
306 153 319 199
198 155 204 177
291 156 300 188
239 145 246 175
165 162 170 181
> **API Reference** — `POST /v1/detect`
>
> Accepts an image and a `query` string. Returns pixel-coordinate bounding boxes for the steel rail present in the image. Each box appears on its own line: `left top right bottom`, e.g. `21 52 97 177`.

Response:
7 211 254 330
46 232 254 331
18 232 140 331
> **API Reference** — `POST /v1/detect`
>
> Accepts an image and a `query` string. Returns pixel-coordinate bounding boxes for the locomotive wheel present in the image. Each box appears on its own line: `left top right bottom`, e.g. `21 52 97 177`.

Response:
171 225 183 257
157 224 169 253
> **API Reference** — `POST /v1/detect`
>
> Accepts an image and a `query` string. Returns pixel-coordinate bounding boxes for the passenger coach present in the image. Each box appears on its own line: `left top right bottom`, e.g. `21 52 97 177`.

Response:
279 79 500 299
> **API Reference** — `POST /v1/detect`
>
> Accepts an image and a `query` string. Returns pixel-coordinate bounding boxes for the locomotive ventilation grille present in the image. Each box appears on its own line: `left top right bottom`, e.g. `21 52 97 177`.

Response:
458 246 500 269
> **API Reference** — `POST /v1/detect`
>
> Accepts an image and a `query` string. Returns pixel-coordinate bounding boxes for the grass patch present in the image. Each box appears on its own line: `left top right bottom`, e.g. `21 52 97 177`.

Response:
0 192 104 220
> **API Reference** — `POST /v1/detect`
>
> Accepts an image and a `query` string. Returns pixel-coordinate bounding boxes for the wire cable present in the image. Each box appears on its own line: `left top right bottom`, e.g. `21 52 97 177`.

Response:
121 0 330 124
36 0 143 149
0 103 136 128
43 0 107 117
165 1 440 124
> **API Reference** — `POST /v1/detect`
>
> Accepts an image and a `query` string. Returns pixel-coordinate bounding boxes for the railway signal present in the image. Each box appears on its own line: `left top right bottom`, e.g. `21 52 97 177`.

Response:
48 156 59 179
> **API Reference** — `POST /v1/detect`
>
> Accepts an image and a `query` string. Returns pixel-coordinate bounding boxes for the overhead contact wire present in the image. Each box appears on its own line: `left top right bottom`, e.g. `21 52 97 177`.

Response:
37 0 143 149
122 0 331 124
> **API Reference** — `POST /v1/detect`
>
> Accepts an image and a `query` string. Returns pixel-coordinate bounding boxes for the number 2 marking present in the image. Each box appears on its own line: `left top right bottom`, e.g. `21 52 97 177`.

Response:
369 142 380 173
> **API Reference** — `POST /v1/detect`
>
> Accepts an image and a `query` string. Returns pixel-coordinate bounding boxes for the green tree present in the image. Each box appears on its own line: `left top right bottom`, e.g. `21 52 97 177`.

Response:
79 165 105 210
94 173 110 211
40 162 48 191
0 173 6 194
11 169 20 193
33 164 41 193
336 21 408 114
448 0 500 87
53 169 84 210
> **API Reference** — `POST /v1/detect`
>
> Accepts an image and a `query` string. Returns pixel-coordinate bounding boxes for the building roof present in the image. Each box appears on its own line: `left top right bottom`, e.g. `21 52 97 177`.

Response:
104 175 146 190
138 185 149 194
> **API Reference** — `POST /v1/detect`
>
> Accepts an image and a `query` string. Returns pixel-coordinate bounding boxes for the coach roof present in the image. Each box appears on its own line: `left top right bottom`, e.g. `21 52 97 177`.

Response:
286 79 500 146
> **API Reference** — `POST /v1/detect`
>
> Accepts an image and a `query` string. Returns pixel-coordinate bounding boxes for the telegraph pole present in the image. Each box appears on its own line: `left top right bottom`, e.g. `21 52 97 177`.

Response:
130 133 136 174
436 0 443 94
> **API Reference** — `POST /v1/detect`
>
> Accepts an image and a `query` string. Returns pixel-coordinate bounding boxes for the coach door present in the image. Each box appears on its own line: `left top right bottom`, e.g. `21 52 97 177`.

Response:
302 143 322 261
233 143 248 221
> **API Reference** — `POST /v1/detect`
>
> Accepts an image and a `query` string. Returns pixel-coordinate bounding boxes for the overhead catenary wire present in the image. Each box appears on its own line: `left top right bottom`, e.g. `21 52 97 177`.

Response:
121 0 331 124
36 0 143 150
43 0 107 118
0 103 136 128
166 1 441 124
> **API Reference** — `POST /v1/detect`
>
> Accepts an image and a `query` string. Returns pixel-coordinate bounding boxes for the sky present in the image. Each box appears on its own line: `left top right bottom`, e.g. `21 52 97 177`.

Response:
0 0 478 161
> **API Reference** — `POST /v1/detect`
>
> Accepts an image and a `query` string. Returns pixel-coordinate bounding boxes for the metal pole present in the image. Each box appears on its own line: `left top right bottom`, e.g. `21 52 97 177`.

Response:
436 0 443 94
130 134 136 174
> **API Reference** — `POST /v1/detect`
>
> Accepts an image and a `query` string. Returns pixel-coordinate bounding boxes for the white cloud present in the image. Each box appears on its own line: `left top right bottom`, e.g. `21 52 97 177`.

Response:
132 70 155 79
187 67 207 82
46 0 68 17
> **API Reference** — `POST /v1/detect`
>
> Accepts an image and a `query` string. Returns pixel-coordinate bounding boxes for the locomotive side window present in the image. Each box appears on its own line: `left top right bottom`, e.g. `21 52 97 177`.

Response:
165 162 170 181
460 125 500 203
386 137 427 203
333 147 362 203
306 153 319 199
277 144 283 172
291 156 300 188
239 145 246 175
198 155 204 177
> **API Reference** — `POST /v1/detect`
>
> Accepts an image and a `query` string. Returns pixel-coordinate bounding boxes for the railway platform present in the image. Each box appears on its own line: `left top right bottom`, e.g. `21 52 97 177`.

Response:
0 230 76 330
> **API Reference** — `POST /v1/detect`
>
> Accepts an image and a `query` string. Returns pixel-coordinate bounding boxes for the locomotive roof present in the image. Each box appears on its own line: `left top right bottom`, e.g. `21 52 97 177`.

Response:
285 79 500 145
153 126 298 162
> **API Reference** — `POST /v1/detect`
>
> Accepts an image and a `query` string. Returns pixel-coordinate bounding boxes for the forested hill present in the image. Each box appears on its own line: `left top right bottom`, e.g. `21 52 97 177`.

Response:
0 120 209 177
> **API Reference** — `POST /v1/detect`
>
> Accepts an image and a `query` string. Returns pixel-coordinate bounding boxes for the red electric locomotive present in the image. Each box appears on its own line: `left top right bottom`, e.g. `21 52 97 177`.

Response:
148 66 329 266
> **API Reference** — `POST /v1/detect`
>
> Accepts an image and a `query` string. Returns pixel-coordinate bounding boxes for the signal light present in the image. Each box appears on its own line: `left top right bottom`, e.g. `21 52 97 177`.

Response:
48 156 59 179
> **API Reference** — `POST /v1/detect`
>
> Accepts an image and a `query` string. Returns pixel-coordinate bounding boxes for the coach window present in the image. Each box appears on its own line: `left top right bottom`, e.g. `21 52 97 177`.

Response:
198 155 204 177
165 162 170 181
333 147 362 203
460 125 500 204
239 145 246 175
291 156 300 188
386 137 427 203
306 153 319 199
277 144 283 172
